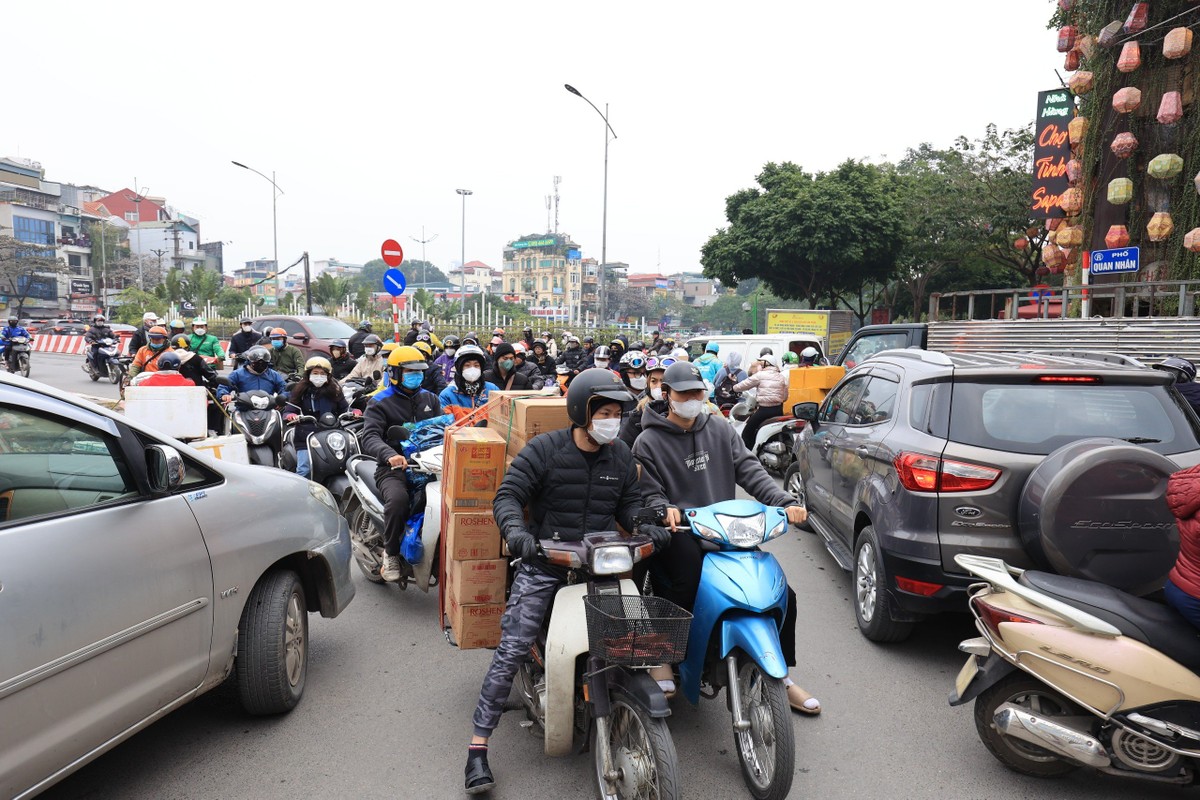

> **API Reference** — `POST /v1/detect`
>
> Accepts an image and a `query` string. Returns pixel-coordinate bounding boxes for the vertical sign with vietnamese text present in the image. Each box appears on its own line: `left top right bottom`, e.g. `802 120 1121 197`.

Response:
1031 89 1073 218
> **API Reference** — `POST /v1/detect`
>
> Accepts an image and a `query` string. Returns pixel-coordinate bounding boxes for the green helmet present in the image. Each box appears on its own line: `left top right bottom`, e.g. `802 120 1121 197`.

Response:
781 351 799 365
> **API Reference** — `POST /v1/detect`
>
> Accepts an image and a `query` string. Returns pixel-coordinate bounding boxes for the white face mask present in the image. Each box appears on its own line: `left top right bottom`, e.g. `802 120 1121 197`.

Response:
446 347 457 357
241 325 253 333
193 327 207 336
595 359 609 369
670 398 706 420
590 417 621 445
649 386 663 401
462 366 482 383
310 373 328 387
364 347 378 357
628 375 647 390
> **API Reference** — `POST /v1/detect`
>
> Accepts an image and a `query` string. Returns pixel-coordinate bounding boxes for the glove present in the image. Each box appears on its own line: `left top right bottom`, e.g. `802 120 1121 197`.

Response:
506 530 539 561
643 525 673 552
352 409 363 416
285 413 298 422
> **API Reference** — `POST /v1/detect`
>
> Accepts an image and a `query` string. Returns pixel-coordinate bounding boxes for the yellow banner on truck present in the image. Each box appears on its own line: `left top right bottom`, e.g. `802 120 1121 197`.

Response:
765 309 854 357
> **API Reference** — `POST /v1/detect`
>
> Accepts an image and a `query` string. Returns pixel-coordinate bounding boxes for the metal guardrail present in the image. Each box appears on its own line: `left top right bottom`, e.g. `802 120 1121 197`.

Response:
929 279 1200 321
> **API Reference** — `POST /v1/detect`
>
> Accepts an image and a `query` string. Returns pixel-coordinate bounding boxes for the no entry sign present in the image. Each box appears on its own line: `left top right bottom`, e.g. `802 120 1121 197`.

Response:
381 239 405 267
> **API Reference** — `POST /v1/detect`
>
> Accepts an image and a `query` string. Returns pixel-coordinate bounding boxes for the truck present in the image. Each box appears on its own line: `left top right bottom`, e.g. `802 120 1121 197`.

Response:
764 309 855 358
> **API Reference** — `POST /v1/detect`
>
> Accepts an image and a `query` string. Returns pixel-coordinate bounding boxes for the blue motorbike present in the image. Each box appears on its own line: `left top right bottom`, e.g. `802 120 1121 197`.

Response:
678 499 795 800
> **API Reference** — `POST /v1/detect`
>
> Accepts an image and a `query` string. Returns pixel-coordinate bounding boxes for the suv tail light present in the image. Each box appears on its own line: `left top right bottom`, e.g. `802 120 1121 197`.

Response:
972 596 1045 638
894 452 1001 493
1035 375 1101 384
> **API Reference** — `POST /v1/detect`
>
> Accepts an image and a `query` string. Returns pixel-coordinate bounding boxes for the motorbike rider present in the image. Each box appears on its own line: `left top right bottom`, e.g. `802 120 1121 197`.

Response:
403 320 421 346
127 326 173 378
781 350 801 370
693 341 722 395
83 314 114 374
360 345 444 582
465 368 668 795
284 356 351 478
0 317 31 371
733 352 788 450
529 340 557 378
348 319 374 358
186 317 225 364
632 361 820 714
581 335 596 365
348 334 386 381
609 336 627 364
1156 356 1200 416
434 334 460 383
267 328 305 376
130 350 195 387
539 330 558 358
617 350 649 394
558 334 587 378
229 318 261 368
521 326 535 350
218 346 286 404
618 354 672 446
799 346 821 367
414 341 448 394
439 344 498 415
590 344 615 373
420 320 443 350
328 339 356 380
168 319 187 340
713 351 749 408
127 311 158 354
483 342 532 390
512 343 546 389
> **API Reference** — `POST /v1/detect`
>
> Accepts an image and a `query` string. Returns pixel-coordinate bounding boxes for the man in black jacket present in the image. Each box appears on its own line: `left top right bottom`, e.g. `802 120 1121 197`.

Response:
126 311 158 355
228 318 262 368
482 342 531 391
558 334 587 378
402 320 421 346
83 314 114 374
359 345 443 583
529 340 556 377
347 320 373 358
464 369 666 794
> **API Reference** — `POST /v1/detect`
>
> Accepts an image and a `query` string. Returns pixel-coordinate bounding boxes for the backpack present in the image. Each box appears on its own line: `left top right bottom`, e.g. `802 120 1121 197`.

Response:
714 372 741 406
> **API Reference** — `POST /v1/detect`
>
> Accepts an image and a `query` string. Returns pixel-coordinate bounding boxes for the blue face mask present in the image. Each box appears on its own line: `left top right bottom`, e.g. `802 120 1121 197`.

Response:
271 339 285 349
401 372 423 389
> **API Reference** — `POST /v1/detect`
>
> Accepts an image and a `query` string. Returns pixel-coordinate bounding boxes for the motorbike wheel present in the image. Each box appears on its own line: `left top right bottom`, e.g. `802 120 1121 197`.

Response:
592 697 680 800
974 673 1082 778
781 464 813 533
731 655 794 800
348 502 385 584
17 354 29 378
108 365 121 384
87 362 100 381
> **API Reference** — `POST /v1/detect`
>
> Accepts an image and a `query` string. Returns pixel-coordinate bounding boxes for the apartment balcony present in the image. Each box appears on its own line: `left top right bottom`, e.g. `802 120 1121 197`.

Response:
582 292 598 304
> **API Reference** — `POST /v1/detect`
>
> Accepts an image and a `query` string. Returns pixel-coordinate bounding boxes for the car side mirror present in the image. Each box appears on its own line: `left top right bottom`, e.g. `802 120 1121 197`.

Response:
293 333 309 342
793 402 819 423
146 444 185 495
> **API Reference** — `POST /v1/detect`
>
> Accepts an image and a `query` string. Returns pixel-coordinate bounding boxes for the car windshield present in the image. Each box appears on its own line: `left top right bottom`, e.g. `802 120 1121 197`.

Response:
302 318 356 338
948 381 1200 456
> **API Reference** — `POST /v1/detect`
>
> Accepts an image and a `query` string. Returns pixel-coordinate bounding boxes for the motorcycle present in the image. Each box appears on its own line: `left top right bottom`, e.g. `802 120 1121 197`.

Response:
83 337 125 384
278 411 362 505
676 500 797 800
729 394 801 476
2 335 31 377
511 519 688 800
228 390 284 467
950 553 1200 786
342 374 380 413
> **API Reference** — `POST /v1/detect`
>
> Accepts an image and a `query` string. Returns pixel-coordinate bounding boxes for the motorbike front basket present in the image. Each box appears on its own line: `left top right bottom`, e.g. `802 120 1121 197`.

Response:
583 594 692 666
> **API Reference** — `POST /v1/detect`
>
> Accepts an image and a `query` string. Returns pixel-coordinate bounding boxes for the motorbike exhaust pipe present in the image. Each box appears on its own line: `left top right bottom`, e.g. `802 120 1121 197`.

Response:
993 703 1110 768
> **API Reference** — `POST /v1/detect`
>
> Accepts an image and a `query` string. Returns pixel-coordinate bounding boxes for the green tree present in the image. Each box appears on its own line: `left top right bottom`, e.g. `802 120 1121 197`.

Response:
111 287 162 324
217 287 257 319
0 235 67 317
310 273 352 312
358 258 448 292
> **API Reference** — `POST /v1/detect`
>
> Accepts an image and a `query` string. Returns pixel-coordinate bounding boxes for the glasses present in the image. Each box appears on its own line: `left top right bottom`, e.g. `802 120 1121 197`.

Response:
624 354 647 370
645 356 677 370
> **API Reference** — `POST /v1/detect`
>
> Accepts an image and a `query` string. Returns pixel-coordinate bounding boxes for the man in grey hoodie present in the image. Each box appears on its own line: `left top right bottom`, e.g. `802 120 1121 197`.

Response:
631 361 821 714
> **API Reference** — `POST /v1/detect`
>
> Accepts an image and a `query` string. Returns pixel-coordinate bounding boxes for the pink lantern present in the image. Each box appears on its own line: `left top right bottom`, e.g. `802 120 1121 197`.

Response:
1159 91 1184 125
1064 49 1081 71
1106 225 1131 249
1125 2 1150 34
1111 132 1139 159
1118 41 1141 73
1067 158 1083 185
1113 86 1142 113
1057 26 1077 53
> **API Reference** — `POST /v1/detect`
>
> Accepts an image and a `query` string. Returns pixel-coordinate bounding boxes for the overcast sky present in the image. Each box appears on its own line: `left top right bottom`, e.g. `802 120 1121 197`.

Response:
7 1 1063 279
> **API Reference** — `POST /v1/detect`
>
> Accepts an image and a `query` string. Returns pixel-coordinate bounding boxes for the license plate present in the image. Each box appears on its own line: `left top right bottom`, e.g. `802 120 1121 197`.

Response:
954 655 980 698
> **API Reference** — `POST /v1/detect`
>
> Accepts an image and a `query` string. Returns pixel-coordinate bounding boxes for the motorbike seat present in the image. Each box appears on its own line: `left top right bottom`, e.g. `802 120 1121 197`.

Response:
353 459 384 502
1018 570 1200 671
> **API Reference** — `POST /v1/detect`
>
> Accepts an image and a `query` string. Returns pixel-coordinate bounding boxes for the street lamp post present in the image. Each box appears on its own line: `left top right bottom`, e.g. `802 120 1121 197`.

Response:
565 84 617 325
456 189 472 312
410 227 438 290
231 160 283 305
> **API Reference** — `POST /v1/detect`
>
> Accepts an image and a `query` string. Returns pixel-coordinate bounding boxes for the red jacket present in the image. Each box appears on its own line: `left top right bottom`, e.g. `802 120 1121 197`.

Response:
1168 463 1200 596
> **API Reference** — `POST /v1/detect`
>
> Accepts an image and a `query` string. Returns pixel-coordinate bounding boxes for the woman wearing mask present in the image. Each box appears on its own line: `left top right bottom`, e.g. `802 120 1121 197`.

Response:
284 357 350 479
434 334 460 384
733 353 788 450
483 343 532 390
618 354 674 447
439 344 499 415
348 334 386 380
617 350 649 393
590 345 616 373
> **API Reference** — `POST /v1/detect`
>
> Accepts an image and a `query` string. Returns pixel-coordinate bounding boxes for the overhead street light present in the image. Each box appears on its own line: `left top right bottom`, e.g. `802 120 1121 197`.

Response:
564 83 618 325
456 189 473 312
231 160 291 307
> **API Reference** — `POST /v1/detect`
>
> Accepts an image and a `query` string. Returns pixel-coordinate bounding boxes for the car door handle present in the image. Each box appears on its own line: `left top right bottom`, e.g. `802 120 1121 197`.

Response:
855 446 870 457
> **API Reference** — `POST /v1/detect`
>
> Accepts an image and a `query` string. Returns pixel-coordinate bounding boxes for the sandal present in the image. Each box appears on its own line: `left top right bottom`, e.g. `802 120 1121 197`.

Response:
786 684 821 716
464 749 494 795
649 665 677 699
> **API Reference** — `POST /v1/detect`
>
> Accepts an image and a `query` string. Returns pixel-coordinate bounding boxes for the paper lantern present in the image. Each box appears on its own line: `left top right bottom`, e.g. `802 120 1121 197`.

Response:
1014 237 1029 250
1108 177 1134 205
1067 158 1083 185
1118 41 1141 72
1148 212 1175 242
1047 217 1065 231
1059 187 1083 215
1043 246 1067 269
1149 154 1184 180
1111 132 1139 158
1186 229 1200 253
1069 71 1093 95
1099 20 1123 47
1064 49 1081 71
1078 35 1098 61
1106 225 1131 249
1159 92 1184 126
1165 27 1194 59
1125 2 1150 34
1025 226 1039 238
1057 26 1077 53
1113 86 1142 113
1068 116 1089 145
1057 226 1084 247
1058 0 1073 10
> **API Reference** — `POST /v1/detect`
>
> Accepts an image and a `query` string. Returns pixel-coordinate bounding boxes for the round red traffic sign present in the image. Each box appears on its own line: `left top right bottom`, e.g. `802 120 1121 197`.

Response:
381 239 404 267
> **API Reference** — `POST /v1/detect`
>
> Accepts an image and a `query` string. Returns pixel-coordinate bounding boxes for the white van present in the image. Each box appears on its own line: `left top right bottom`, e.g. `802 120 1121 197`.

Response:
684 333 826 368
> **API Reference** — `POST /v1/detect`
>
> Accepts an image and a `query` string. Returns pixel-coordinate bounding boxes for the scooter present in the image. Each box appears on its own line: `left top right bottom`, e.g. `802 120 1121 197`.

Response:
950 553 1200 786
729 394 801 476
2 335 31 377
678 500 797 800
228 390 284 467
278 411 361 505
511 522 688 800
83 337 124 384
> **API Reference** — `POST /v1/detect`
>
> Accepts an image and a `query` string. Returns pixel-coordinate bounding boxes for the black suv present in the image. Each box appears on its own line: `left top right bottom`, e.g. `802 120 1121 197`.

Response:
790 350 1200 643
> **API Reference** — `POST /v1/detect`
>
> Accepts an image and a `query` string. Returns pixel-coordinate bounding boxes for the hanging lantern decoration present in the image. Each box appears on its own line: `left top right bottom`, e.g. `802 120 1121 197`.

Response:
1148 212 1175 242
1148 153 1185 180
1048 216 1065 231
1125 2 1150 34
1064 49 1081 71
1159 91 1184 125
1165 27 1194 59
1108 177 1135 205
1060 187 1084 215
1067 158 1083 185
1077 35 1098 61
1111 132 1139 158
1106 225 1131 249
1068 116 1089 145
1043 246 1067 269
1118 41 1141 72
1099 20 1124 47
1014 237 1029 251
1025 226 1040 238
1057 225 1084 247
1057 26 1078 53
1113 86 1142 113
1047 229 1060 245
1069 71 1094 95
1185 229 1200 253
1058 0 1073 10
1037 265 1052 278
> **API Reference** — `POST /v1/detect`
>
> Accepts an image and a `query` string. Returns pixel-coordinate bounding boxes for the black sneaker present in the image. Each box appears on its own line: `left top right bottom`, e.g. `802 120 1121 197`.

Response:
464 747 494 795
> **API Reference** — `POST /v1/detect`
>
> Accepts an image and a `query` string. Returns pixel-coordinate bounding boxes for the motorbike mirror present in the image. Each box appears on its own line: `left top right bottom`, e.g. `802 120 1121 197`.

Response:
792 402 819 422
387 425 410 442
372 370 382 382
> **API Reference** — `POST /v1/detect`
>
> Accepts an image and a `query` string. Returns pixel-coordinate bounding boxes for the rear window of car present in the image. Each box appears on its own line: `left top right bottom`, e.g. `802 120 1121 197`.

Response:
948 381 1200 455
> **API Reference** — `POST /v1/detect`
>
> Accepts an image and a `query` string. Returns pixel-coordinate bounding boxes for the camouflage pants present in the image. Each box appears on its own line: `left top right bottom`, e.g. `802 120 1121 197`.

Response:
472 563 564 738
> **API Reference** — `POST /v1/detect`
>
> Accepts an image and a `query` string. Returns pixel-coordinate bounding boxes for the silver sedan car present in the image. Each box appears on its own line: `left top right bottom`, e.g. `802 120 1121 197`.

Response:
0 374 355 799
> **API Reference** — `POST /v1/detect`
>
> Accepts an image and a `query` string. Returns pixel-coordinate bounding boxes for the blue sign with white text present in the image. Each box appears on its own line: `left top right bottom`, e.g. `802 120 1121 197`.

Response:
1090 247 1140 275
383 269 407 296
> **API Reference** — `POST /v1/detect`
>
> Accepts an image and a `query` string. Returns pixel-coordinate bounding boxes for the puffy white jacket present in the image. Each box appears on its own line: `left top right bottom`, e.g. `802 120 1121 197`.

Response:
733 365 788 406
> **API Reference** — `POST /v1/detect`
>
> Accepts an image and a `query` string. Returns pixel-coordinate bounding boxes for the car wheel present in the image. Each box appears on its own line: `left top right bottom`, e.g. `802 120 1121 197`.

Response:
237 569 308 715
782 464 813 533
853 526 914 643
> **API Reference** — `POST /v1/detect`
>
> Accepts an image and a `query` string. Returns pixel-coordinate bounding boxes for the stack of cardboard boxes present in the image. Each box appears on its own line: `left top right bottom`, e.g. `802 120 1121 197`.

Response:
490 394 572 461
785 365 845 411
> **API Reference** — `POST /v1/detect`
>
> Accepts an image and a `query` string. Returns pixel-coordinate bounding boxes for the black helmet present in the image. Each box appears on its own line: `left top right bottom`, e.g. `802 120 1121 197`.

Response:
330 339 347 352
661 361 708 393
246 346 272 373
358 319 372 331
630 341 645 352
156 351 182 372
583 335 595 344
1156 356 1197 384
362 333 383 347
443 334 461 349
566 368 636 427
522 326 533 334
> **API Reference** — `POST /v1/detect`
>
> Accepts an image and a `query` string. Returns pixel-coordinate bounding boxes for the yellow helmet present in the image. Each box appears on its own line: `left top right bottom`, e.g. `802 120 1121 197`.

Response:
387 345 428 370
380 341 400 354
413 340 433 358
304 356 332 373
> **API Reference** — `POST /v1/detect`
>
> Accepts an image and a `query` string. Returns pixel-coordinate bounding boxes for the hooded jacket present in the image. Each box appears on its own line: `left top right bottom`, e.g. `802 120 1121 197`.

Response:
1169 464 1200 597
632 405 796 513
734 364 788 407
361 386 442 474
439 377 500 412
714 352 748 388
693 350 722 389
560 344 588 374
515 359 547 390
619 393 668 447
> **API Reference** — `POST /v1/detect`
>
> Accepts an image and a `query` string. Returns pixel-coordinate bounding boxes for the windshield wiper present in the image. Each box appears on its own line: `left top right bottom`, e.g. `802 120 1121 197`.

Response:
1122 437 1161 444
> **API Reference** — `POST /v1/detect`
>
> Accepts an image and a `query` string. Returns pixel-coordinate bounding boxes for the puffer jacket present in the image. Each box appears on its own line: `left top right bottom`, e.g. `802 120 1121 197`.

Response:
559 346 588 374
360 387 442 475
733 364 788 406
1168 464 1200 597
494 427 640 546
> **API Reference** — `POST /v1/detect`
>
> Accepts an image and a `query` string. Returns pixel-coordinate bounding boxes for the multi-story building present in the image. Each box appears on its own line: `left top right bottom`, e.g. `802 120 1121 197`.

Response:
314 258 363 279
501 233 599 317
229 259 279 306
133 220 205 274
628 273 672 299
679 274 721 307
199 241 226 273
449 260 499 294
0 157 69 317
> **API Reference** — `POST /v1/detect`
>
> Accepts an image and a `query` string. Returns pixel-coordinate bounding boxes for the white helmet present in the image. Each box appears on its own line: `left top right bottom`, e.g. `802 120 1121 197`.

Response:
670 348 689 362
759 353 781 370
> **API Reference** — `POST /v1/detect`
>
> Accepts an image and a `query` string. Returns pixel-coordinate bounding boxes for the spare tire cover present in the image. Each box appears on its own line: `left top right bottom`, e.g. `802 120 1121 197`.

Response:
1018 437 1179 596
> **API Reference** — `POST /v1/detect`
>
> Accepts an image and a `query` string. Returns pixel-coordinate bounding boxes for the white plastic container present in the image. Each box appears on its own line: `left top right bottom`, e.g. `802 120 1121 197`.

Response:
124 385 209 439
189 434 249 464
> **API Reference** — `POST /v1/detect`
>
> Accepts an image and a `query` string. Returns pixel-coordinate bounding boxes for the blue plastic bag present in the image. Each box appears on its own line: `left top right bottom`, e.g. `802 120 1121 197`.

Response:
401 512 425 564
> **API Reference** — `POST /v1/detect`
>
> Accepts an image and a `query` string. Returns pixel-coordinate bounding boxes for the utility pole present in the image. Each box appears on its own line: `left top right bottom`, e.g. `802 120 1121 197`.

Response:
150 248 168 275
410 227 438 289
456 189 473 312
126 180 150 290
303 251 312 314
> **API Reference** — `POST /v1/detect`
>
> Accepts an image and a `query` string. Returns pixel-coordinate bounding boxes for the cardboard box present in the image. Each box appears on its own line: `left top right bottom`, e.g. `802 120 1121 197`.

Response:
444 427 507 509
513 397 570 437
488 389 557 427
446 511 502 561
505 430 532 459
449 558 508 604
448 595 504 649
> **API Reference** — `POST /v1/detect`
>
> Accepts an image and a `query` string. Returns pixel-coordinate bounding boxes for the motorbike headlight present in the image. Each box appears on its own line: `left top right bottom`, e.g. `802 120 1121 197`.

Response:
590 545 634 576
309 482 338 514
691 522 725 542
716 513 766 547
326 432 347 452
251 395 270 410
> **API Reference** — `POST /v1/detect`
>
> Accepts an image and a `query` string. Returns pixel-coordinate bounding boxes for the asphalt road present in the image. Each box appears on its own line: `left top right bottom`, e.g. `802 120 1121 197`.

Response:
24 362 1177 799
25 351 122 401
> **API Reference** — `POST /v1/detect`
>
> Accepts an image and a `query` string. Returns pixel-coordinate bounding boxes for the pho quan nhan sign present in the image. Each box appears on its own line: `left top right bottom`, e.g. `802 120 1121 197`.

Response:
1031 89 1073 219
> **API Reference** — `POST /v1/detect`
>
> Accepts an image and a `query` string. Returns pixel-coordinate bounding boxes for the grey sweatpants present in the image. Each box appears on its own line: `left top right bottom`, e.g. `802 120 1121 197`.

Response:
472 563 564 738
